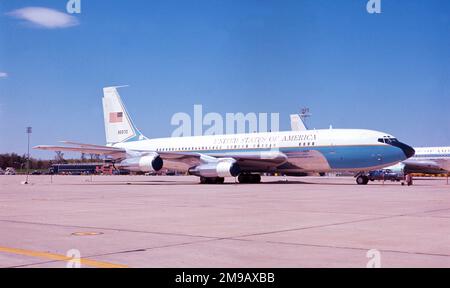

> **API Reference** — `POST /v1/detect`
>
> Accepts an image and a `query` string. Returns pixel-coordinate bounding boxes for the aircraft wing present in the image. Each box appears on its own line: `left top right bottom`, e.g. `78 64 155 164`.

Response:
59 141 120 149
34 142 288 171
433 159 450 172
402 159 449 174
210 150 288 169
34 144 127 158
154 150 288 172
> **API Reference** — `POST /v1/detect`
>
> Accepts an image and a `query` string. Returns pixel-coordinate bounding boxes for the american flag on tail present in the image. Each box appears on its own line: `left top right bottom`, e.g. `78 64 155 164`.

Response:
109 112 123 123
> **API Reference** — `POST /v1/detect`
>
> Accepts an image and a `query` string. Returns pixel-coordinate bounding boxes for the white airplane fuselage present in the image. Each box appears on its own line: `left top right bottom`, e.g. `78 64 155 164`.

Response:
113 129 414 174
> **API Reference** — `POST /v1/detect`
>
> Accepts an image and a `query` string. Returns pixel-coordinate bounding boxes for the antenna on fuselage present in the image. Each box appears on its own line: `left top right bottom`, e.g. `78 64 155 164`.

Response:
300 107 311 126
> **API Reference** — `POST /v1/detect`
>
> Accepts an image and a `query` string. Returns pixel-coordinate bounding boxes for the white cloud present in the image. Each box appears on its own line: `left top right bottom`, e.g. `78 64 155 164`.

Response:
0 72 8 79
8 7 79 29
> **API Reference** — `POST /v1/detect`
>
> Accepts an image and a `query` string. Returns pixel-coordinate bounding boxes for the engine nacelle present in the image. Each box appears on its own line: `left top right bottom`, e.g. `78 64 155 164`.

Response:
118 154 163 172
189 161 241 178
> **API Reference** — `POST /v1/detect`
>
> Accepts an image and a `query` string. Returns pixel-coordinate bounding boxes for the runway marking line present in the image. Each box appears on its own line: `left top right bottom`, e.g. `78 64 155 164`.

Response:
0 246 128 268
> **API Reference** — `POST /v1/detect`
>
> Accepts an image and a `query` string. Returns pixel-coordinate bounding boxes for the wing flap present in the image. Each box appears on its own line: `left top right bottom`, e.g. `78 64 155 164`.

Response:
59 141 122 149
157 151 288 172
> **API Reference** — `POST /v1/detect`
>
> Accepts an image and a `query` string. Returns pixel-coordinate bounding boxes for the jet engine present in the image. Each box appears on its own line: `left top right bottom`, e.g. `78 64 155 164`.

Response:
118 154 163 172
189 160 241 178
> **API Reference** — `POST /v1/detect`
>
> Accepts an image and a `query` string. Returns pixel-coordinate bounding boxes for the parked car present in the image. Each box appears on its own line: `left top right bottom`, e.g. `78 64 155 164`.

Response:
5 167 16 175
368 169 403 182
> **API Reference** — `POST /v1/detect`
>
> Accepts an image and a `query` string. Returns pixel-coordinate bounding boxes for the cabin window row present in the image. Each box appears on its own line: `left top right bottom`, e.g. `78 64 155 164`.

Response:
299 142 315 147
422 150 450 154
155 142 316 152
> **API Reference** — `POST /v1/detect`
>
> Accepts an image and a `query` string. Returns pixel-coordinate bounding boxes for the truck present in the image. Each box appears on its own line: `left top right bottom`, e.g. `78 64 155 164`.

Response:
368 169 403 182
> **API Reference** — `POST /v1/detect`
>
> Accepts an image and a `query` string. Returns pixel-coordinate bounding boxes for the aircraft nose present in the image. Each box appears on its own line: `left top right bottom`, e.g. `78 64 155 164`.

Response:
395 142 415 159
402 144 415 159
387 140 415 159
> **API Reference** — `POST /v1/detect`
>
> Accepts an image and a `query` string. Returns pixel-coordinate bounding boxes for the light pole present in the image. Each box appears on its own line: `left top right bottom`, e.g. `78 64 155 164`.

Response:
25 126 32 184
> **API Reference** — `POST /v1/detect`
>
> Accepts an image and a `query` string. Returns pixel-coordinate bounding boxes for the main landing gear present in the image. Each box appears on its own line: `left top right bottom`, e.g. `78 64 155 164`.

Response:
199 177 225 184
238 173 261 184
198 173 262 184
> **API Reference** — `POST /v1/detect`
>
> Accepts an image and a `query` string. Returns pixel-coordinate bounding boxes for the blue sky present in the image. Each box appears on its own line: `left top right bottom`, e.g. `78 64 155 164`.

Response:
0 0 449 158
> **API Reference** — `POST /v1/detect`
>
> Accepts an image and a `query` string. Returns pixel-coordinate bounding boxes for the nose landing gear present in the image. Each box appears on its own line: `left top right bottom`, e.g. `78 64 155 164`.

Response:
356 174 369 185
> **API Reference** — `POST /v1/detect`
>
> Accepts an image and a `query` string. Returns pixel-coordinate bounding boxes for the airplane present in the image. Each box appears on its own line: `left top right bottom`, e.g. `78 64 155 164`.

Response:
384 147 450 175
290 110 450 179
34 86 415 185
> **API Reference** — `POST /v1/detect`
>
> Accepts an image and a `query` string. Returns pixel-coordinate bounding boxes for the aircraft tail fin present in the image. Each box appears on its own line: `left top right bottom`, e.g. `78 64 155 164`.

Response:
102 86 147 145
290 114 308 131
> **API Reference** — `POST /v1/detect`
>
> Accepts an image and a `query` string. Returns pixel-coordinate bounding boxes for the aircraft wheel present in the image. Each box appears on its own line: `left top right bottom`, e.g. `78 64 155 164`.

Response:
238 174 261 184
356 175 369 185
251 174 261 183
238 174 249 183
200 177 224 184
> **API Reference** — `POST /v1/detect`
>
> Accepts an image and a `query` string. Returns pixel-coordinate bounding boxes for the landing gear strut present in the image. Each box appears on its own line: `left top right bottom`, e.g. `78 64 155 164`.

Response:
200 177 225 184
238 173 261 184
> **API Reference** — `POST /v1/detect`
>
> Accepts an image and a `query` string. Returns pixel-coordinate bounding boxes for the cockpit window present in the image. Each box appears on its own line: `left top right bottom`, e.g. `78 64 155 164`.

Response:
378 137 399 144
386 138 399 144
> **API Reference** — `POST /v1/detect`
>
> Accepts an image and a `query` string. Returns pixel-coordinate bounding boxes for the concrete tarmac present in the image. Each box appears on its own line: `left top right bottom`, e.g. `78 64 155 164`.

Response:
0 175 449 268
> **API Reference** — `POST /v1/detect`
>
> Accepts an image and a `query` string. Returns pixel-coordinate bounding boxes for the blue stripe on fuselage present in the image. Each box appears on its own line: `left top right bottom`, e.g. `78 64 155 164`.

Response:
282 145 404 169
